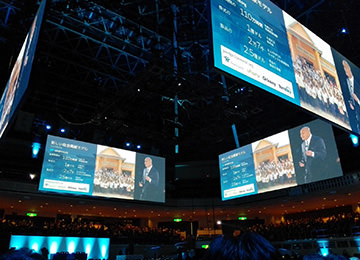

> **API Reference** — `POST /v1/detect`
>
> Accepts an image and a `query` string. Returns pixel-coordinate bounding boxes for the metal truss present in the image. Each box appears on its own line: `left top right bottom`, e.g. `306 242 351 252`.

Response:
0 0 19 43
39 1 174 91
0 0 18 26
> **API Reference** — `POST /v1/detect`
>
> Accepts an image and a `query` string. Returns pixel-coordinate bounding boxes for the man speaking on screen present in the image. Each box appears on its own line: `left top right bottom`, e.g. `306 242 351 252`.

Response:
342 59 360 133
298 126 327 184
139 156 160 201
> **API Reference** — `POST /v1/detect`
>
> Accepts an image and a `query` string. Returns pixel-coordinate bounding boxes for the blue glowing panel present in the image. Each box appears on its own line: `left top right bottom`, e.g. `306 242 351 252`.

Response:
98 238 110 259
65 237 80 254
0 0 46 139
82 238 96 257
9 235 109 260
29 236 45 252
48 237 63 254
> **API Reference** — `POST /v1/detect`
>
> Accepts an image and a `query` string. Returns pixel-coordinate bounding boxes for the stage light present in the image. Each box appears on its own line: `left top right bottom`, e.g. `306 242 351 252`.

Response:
125 142 131 147
350 134 359 147
32 142 41 158
45 124 51 130
136 144 141 149
60 128 66 133
340 27 348 34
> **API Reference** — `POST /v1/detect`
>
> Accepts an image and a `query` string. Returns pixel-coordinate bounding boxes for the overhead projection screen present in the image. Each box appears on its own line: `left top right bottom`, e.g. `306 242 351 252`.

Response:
219 120 343 201
210 0 360 136
39 135 166 203
0 0 46 139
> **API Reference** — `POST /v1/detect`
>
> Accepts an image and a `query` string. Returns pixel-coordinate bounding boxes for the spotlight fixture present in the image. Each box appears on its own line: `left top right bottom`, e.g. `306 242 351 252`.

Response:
32 142 41 158
340 27 348 34
350 134 359 147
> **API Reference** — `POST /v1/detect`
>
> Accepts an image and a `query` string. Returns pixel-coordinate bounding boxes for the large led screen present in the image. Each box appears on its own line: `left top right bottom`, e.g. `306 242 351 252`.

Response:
210 0 360 135
39 135 166 203
0 0 46 139
219 120 342 201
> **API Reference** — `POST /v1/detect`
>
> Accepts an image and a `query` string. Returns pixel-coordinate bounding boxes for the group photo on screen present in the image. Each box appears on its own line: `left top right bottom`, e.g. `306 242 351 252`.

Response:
284 12 350 131
92 145 136 200
252 131 297 194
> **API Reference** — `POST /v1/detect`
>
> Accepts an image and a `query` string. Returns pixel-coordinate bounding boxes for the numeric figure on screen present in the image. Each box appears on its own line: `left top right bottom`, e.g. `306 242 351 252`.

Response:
139 156 159 201
298 126 327 184
342 59 360 133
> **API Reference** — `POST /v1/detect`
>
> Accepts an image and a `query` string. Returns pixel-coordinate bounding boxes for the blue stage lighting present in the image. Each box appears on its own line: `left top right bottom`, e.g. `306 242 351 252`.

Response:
45 125 51 130
32 142 41 158
350 134 359 147
136 144 141 149
60 128 66 133
125 142 131 147
341 27 348 34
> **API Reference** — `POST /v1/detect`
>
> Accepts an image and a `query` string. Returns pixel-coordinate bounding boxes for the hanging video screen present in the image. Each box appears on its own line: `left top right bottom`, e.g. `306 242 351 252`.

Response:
0 0 46 139
210 0 360 135
39 135 166 203
219 120 342 201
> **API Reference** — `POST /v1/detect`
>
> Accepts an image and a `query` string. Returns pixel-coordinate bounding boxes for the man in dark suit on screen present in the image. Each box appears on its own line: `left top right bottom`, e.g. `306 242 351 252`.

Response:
343 59 360 133
139 156 160 201
298 126 327 184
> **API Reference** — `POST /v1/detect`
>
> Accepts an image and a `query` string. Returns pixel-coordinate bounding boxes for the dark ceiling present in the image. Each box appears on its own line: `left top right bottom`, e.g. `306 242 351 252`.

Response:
0 0 360 193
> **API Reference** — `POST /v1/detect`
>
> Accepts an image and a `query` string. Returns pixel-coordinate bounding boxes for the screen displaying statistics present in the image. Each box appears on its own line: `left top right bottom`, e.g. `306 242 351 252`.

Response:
0 0 46 139
39 135 166 203
210 0 360 136
219 119 342 201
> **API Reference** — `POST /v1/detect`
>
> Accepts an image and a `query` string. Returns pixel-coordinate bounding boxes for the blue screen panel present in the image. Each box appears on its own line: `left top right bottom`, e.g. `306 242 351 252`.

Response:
210 0 359 135
39 135 97 195
211 0 299 105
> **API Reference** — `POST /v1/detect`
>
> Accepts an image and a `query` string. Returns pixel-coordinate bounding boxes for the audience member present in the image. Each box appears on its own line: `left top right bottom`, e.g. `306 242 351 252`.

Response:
0 248 44 260
201 232 279 260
